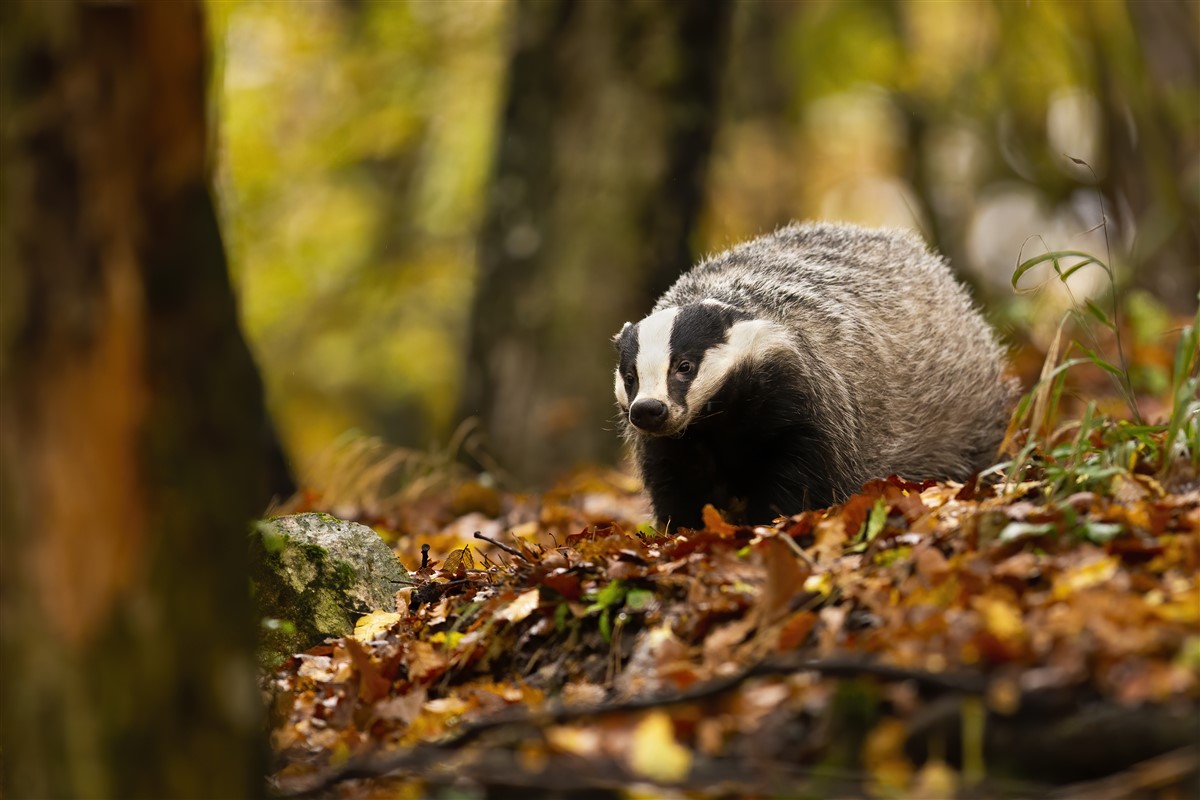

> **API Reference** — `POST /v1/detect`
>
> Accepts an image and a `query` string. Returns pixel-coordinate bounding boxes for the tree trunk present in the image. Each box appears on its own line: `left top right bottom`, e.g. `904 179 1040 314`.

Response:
460 0 733 486
1090 0 1200 312
0 1 284 796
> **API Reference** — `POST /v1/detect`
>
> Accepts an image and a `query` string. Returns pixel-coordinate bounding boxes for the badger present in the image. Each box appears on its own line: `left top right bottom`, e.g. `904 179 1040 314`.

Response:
613 221 1016 529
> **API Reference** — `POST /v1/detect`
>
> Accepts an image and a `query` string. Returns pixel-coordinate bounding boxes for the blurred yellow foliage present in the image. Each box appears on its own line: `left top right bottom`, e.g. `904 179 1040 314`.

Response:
207 0 1198 485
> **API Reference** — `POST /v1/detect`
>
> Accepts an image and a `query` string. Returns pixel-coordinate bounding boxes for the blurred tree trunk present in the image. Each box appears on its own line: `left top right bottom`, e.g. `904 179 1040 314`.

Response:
1090 0 1200 312
0 1 284 797
460 0 733 485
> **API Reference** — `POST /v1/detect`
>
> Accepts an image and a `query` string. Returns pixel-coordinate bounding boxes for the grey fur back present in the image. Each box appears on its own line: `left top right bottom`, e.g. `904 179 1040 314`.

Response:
653 221 1016 491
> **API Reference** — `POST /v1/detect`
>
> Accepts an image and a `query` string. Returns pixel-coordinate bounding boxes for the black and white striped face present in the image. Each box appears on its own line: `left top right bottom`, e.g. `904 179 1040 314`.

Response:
613 301 789 436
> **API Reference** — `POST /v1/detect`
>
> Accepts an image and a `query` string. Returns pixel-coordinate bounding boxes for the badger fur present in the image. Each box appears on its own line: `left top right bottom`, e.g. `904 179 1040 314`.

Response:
613 221 1016 529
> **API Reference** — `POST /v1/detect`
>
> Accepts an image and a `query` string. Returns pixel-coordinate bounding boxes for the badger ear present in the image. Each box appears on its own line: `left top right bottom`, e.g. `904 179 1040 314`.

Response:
611 321 631 349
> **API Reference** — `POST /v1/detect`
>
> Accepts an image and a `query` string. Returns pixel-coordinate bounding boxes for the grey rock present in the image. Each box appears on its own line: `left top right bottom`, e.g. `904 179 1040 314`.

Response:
251 513 413 662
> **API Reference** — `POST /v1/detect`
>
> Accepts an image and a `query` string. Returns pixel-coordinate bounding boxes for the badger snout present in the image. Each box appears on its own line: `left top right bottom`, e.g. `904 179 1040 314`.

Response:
629 398 669 433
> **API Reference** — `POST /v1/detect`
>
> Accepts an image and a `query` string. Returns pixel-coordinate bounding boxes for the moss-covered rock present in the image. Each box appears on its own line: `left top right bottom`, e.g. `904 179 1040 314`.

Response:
251 513 412 663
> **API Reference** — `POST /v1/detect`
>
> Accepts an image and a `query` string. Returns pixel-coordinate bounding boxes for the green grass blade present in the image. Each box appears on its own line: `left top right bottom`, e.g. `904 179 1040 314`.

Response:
1012 250 1109 291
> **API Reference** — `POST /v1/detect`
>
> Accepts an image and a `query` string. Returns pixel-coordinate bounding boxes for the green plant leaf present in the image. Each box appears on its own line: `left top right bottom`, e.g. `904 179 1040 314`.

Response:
625 588 654 610
864 498 887 542
1012 250 1109 291
1082 521 1123 543
1084 299 1115 330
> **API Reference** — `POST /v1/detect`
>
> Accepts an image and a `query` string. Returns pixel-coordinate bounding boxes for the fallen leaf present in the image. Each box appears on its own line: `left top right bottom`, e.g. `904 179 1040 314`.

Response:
908 758 958 799
1053 554 1120 599
863 718 912 793
914 544 950 583
547 723 603 757
373 689 426 724
406 640 449 682
352 610 403 642
702 504 738 536
498 588 541 623
776 609 818 651
974 596 1025 643
342 637 391 704
628 710 692 783
443 546 476 576
759 536 812 623
1148 586 1200 624
812 516 848 565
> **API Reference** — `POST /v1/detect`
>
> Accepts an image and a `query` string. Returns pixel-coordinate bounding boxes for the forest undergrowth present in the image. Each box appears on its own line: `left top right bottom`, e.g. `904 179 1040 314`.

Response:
266 272 1199 799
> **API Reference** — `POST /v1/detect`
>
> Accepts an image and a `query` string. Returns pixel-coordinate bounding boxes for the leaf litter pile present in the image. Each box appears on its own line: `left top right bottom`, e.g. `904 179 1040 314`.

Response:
270 454 1199 799
270 301 1199 799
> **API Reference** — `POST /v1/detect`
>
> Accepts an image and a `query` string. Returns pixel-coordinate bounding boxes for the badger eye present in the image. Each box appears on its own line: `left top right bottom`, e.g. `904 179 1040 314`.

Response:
623 372 635 386
676 360 693 376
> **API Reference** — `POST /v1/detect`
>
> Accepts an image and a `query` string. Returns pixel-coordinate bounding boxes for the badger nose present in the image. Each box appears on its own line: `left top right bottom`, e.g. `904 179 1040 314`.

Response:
629 398 669 432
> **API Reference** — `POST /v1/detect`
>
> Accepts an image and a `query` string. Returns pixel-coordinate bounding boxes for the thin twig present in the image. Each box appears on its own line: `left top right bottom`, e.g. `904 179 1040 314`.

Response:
776 529 817 569
474 530 532 562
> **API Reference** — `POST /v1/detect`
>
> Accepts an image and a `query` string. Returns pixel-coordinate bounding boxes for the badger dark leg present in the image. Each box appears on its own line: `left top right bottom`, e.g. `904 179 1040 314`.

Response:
637 438 727 530
638 423 840 528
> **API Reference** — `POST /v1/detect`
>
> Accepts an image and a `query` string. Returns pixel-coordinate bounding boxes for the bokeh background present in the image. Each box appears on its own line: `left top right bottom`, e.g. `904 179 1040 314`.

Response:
205 0 1200 489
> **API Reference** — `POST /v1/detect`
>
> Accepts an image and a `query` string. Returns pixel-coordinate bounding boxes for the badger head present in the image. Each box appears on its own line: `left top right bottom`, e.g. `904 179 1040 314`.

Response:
613 300 792 436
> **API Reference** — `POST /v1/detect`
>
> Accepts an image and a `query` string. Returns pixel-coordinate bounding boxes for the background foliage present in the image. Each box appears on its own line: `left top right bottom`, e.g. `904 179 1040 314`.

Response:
206 0 1199 483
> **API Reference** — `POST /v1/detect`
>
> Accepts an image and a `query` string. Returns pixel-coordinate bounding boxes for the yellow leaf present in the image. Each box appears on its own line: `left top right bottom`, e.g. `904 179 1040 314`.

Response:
909 758 958 799
863 718 912 793
1053 555 1119 600
427 630 465 649
329 738 352 767
1149 587 1200 624
803 572 833 597
974 597 1025 642
352 610 403 641
442 546 475 574
628 711 692 783
546 724 601 756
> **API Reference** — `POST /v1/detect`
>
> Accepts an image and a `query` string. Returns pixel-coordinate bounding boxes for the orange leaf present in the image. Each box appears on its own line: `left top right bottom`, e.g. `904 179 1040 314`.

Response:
342 637 391 704
776 609 818 651
702 504 738 536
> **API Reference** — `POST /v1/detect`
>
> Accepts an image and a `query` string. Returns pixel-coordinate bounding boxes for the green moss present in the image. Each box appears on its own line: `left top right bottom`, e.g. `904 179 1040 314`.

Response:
331 560 356 589
250 514 405 663
310 590 352 638
256 521 286 554
299 541 330 564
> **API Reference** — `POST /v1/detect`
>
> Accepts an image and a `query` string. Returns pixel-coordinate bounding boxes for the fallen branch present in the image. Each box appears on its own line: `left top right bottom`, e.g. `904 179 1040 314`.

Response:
276 654 987 796
1048 745 1200 800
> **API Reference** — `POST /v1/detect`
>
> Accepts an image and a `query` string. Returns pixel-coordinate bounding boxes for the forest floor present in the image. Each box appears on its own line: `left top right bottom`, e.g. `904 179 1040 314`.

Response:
265 315 1199 800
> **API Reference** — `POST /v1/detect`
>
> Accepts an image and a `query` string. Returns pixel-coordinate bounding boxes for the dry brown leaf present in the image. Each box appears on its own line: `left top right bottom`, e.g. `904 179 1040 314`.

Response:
342 637 391 704
757 535 812 624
